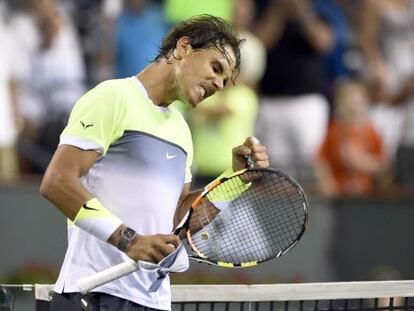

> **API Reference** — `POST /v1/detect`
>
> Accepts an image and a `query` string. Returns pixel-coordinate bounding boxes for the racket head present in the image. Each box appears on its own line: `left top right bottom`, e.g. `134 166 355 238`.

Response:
185 168 309 268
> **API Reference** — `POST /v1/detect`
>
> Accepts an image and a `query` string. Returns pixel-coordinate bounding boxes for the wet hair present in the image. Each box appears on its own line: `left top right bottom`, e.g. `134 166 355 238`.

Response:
154 15 244 82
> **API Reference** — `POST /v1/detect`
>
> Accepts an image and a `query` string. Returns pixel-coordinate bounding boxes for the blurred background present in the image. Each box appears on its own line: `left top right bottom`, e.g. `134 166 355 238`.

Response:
1 0 414 307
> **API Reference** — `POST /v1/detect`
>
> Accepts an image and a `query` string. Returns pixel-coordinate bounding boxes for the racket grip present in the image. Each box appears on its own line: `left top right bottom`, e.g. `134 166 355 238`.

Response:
76 260 139 294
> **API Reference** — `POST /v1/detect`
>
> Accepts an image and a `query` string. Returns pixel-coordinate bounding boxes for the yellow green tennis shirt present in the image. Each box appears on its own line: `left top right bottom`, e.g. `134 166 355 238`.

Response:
54 77 193 310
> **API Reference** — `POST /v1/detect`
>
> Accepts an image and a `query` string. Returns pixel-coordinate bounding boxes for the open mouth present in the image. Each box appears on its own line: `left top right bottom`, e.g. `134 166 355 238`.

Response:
200 85 207 100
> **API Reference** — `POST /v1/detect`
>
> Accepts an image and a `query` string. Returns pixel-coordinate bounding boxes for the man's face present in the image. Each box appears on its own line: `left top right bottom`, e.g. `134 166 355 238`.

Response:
174 45 236 108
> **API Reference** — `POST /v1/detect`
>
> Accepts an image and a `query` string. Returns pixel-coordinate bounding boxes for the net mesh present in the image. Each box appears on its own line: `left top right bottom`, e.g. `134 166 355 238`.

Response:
171 298 414 311
2 281 414 311
168 282 414 311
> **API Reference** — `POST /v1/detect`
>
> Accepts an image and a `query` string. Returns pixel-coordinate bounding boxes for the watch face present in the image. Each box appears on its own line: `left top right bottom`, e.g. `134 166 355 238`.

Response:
122 228 136 240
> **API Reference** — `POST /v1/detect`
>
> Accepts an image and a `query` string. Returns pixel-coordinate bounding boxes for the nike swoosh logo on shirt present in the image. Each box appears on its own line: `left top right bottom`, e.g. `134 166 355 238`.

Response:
166 152 177 160
82 203 99 211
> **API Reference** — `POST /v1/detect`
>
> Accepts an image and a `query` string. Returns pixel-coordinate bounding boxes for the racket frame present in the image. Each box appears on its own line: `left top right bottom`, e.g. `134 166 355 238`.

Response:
179 167 309 268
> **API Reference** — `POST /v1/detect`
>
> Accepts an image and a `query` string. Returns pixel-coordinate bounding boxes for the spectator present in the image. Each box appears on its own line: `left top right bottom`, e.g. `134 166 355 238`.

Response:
0 4 19 181
254 0 334 182
68 0 117 85
315 80 388 197
359 0 414 186
233 0 266 90
9 0 85 173
190 0 264 188
115 0 168 78
315 0 358 100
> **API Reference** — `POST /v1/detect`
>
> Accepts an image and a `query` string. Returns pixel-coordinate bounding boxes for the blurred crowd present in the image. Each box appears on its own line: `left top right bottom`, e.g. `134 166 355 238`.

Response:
1 0 414 198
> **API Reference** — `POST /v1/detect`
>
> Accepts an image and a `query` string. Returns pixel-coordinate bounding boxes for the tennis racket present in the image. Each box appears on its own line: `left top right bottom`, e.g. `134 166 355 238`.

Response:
77 167 309 293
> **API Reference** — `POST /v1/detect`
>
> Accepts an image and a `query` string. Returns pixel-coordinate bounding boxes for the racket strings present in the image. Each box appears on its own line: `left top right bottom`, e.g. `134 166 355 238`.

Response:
190 170 307 265
233 176 300 257
265 179 304 239
232 174 301 244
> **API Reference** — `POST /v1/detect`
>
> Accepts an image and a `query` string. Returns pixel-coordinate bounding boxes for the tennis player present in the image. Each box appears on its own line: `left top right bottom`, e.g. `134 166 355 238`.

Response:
40 15 269 311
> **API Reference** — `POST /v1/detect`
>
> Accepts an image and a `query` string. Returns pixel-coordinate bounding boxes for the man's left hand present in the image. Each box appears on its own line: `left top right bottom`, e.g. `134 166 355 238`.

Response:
232 137 269 171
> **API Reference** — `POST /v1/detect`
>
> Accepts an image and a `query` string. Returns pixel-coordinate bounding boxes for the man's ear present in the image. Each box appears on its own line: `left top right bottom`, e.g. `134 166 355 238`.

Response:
174 37 192 60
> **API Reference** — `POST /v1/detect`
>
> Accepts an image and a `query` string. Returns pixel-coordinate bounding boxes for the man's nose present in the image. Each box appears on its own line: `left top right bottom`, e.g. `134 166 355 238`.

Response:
212 78 224 91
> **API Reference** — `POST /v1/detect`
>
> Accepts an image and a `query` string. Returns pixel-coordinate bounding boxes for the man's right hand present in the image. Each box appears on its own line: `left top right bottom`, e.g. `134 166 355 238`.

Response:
125 234 180 263
107 225 180 263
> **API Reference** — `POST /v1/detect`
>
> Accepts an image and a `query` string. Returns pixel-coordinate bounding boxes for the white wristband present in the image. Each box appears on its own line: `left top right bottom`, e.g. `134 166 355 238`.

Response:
74 198 123 242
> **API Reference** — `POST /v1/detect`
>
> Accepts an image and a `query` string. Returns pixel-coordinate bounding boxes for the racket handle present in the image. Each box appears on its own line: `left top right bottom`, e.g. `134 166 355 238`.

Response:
76 260 139 294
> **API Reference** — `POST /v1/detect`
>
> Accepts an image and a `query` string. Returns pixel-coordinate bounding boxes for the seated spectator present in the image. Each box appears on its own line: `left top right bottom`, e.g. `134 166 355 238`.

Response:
315 80 388 197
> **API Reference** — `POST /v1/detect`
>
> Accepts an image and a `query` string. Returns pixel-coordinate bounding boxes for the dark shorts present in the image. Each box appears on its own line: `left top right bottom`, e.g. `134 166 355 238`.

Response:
50 292 164 311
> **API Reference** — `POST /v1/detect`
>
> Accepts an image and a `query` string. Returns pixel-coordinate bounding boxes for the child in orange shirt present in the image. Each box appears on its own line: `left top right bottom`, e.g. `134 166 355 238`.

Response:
315 80 388 197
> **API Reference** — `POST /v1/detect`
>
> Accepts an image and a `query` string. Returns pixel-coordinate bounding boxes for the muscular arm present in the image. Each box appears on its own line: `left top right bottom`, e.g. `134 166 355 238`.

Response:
40 145 99 220
174 183 201 229
40 145 179 262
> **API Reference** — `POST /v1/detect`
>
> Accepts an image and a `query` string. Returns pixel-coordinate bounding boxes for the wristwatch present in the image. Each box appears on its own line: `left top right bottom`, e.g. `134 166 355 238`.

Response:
117 227 137 252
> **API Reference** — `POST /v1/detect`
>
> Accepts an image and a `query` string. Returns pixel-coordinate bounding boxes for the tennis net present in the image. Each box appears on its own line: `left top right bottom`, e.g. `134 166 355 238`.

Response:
2 281 414 310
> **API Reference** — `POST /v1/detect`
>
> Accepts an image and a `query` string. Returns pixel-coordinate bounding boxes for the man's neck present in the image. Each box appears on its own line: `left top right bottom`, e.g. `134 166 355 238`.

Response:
136 61 176 107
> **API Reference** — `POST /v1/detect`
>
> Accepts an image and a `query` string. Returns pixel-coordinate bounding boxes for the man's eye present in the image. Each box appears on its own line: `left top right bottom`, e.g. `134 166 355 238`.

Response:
212 64 219 73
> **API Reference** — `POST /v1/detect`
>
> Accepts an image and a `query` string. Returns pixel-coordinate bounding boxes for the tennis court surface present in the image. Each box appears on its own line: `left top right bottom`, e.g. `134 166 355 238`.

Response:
2 281 414 310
